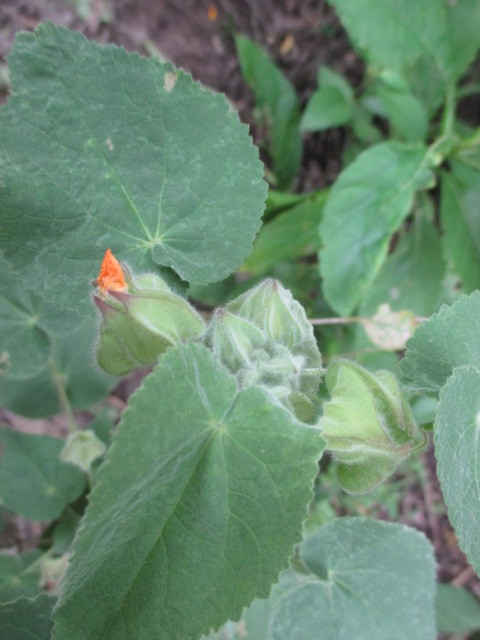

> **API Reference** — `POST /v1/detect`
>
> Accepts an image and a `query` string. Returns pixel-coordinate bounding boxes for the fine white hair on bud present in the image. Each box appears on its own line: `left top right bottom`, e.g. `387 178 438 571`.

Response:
320 359 426 494
206 279 323 423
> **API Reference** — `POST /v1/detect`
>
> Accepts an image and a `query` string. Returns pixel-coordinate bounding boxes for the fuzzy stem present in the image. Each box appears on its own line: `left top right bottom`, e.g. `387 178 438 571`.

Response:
49 359 78 433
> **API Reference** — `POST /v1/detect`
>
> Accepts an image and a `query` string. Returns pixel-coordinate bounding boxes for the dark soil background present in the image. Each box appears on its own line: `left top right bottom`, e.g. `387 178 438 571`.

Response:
1 1 479 637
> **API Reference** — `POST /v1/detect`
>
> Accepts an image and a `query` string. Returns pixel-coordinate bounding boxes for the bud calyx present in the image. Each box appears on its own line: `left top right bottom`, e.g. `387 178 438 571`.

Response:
320 359 426 494
93 251 205 376
208 279 323 422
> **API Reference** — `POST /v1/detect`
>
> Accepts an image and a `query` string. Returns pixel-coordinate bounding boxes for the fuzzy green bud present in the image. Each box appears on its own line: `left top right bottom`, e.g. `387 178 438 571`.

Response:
207 279 323 422
209 309 266 373
93 262 205 376
320 359 425 494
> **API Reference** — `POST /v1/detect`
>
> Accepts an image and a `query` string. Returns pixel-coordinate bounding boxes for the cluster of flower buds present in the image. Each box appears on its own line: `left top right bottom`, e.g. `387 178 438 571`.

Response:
207 279 323 422
93 250 205 376
320 359 426 494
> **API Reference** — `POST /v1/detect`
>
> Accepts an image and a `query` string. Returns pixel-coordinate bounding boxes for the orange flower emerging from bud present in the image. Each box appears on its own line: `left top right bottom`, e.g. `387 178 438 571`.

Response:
96 249 127 295
207 5 218 21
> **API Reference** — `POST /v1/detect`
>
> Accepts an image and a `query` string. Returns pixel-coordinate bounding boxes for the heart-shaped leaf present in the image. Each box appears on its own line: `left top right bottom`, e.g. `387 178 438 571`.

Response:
269 518 436 640
53 343 324 640
0 24 266 315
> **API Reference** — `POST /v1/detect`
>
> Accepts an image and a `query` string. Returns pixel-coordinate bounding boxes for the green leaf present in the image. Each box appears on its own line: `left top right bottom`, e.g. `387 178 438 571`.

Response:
435 365 480 576
328 0 444 73
319 141 433 316
265 190 311 217
242 191 327 276
372 71 428 142
0 553 41 603
300 67 354 132
0 594 55 640
269 518 436 640
0 317 117 418
351 209 447 361
0 426 85 521
440 161 480 292
400 291 480 393
444 0 480 83
435 583 480 634
0 254 81 379
0 24 266 315
359 210 446 318
235 35 301 190
53 343 324 640
328 0 480 110
51 509 81 555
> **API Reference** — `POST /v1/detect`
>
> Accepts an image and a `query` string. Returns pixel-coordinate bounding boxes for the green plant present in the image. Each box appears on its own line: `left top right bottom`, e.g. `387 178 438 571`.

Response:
1 6 480 639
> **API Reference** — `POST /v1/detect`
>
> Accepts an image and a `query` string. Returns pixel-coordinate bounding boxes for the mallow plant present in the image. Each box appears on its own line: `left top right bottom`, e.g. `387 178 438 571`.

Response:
0 18 480 640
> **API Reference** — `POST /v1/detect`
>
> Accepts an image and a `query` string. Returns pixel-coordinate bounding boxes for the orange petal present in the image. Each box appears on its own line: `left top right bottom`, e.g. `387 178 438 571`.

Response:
96 249 127 295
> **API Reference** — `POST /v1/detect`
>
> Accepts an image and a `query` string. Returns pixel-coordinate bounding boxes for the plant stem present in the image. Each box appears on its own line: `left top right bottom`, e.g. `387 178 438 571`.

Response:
441 83 456 139
310 316 369 326
309 316 427 326
49 359 78 433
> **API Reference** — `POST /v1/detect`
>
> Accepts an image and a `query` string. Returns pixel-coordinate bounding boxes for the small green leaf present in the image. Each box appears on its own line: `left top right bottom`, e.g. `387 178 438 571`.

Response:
53 343 324 640
328 0 480 111
328 0 445 73
435 365 480 576
440 161 480 292
0 24 266 315
300 67 354 132
400 291 480 393
444 0 480 83
269 518 436 640
372 71 428 142
235 35 301 189
319 141 432 316
435 583 480 634
265 190 311 217
351 210 448 362
0 254 81 379
0 553 41 603
51 510 81 555
359 210 447 318
242 191 327 276
0 318 117 418
0 426 85 521
0 594 55 640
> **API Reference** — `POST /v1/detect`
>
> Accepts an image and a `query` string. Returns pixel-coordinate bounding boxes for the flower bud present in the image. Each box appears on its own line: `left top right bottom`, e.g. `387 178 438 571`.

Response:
207 280 323 421
209 308 266 373
93 250 205 376
320 359 425 494
228 279 306 348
